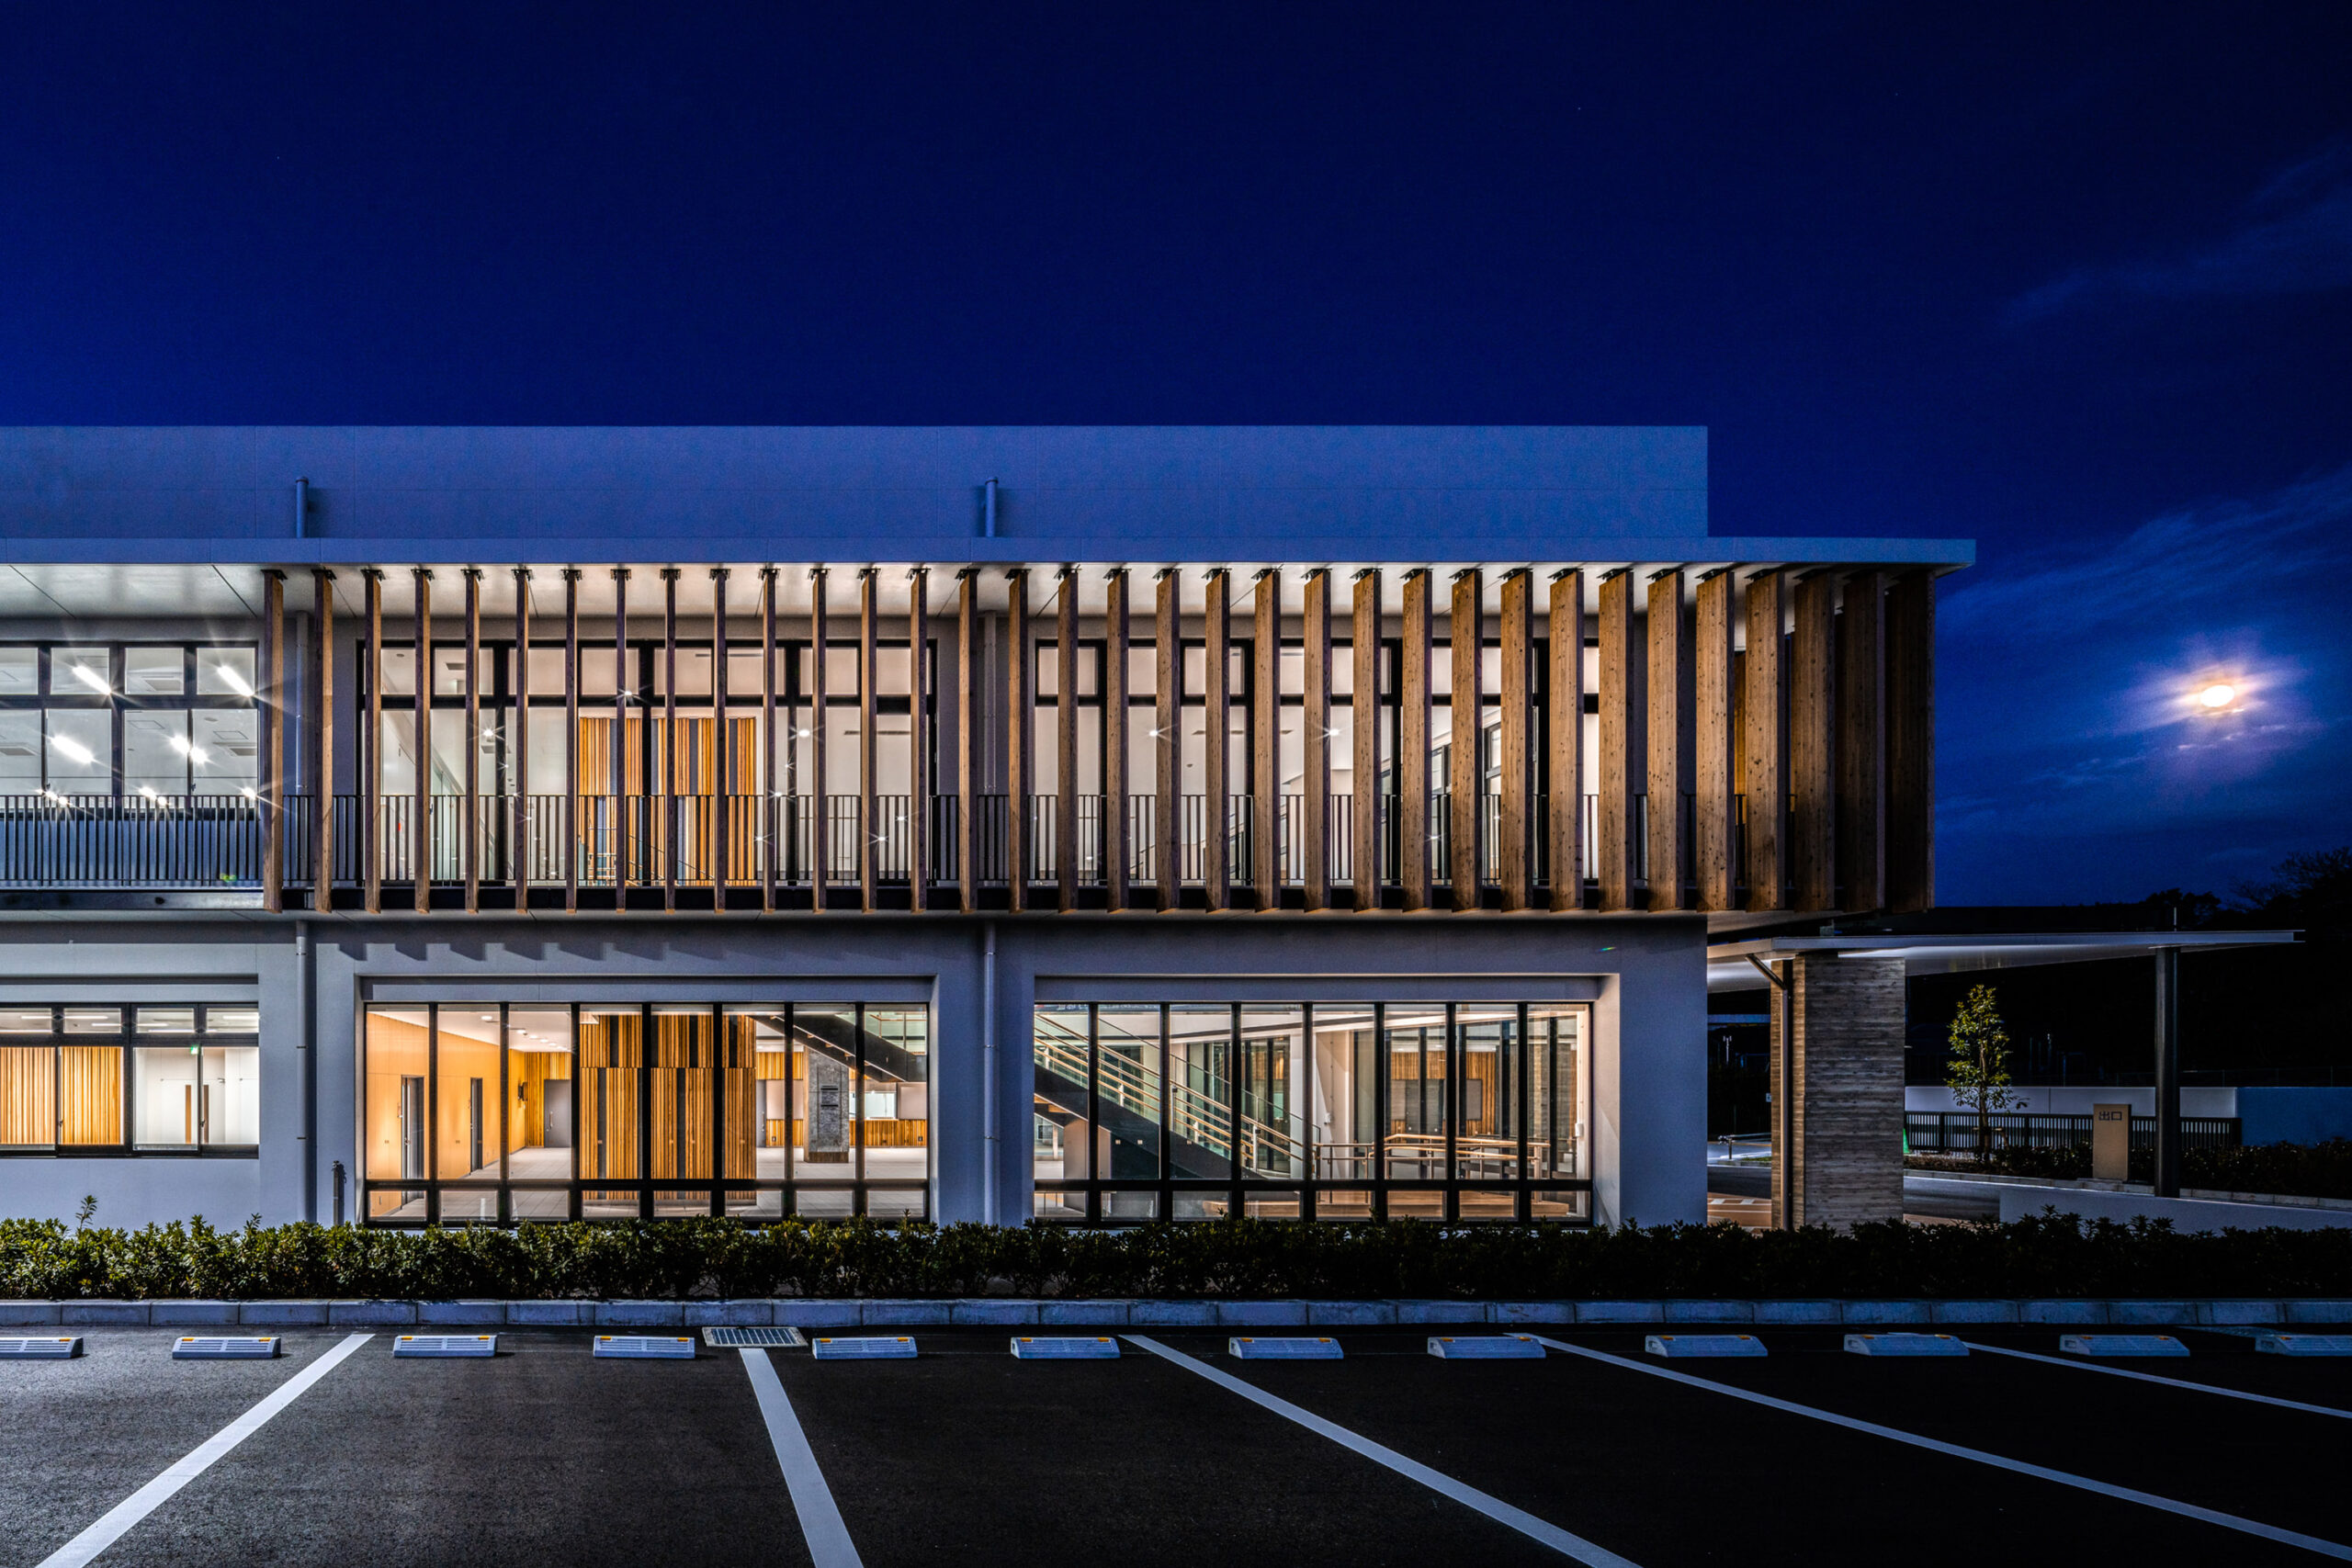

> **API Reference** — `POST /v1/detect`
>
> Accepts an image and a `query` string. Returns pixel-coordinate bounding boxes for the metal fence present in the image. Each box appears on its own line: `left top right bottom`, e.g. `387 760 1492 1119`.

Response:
1905 1112 2242 1154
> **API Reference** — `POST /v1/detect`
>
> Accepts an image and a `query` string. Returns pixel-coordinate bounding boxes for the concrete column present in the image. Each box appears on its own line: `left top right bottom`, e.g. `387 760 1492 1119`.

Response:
1154 570 1181 910
1254 569 1281 909
2154 945 2181 1197
1449 569 1482 909
1770 953 1905 1228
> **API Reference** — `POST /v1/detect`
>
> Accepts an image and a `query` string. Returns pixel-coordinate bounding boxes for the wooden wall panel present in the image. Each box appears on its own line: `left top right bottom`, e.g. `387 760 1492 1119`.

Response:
463 569 482 913
1597 570 1634 911
1886 570 1936 913
1837 570 1884 914
412 568 432 913
0 1047 54 1145
1301 569 1330 911
1351 570 1380 909
1102 568 1128 910
1743 570 1787 911
808 568 829 897
1057 568 1080 910
1398 570 1430 911
1004 568 1030 911
260 570 284 912
1155 570 1180 910
1253 570 1280 909
1790 572 1836 912
709 568 729 907
1545 570 1584 911
560 570 578 911
1693 570 1736 912
909 567 930 912
1498 570 1531 911
1202 568 1230 911
311 570 336 911
957 570 978 912
1449 570 1482 909
860 569 882 909
513 568 533 909
62 1046 119 1145
1645 569 1686 911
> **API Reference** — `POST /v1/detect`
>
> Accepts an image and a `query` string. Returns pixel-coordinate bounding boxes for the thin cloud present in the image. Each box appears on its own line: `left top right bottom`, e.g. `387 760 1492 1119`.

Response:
1942 462 2352 635
2009 141 2352 321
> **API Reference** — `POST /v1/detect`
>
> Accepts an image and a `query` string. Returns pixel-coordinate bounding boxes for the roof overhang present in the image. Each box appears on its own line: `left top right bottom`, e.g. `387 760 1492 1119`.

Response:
1706 931 2301 992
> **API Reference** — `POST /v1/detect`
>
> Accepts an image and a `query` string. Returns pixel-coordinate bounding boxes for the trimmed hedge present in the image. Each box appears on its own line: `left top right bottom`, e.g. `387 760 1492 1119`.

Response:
4 1213 2350 1302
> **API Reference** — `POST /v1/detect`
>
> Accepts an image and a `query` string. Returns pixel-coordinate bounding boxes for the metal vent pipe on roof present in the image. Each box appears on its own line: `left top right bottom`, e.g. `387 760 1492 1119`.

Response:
293 477 309 539
983 477 998 537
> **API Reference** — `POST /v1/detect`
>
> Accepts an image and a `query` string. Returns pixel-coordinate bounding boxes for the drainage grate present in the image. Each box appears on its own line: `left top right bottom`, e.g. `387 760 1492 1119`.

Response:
1845 1333 1967 1358
1010 1336 1120 1359
703 1326 808 1348
810 1336 917 1360
394 1335 498 1358
173 1337 280 1360
594 1336 696 1359
1228 1337 1342 1360
1645 1334 1766 1359
1428 1335 1544 1359
0 1337 83 1359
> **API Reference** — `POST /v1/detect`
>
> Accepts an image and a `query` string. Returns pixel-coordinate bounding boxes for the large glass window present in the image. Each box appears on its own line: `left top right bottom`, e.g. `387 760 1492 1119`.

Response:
1034 998 1589 1224
0 642 257 800
0 1002 254 1159
360 999 930 1225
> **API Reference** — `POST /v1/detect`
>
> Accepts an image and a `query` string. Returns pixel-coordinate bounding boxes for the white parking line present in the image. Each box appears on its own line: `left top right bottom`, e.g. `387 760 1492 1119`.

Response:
37 1332 373 1568
1124 1334 1641 1568
1963 1339 2352 1420
740 1348 864 1568
1531 1336 2352 1561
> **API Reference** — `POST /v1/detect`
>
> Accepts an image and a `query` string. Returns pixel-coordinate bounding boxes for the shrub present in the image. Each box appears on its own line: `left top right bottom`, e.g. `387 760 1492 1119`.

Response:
4 1213 2351 1302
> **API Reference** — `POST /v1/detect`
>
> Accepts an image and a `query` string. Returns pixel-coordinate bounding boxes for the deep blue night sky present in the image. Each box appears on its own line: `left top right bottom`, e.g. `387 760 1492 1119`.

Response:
2 6 2346 905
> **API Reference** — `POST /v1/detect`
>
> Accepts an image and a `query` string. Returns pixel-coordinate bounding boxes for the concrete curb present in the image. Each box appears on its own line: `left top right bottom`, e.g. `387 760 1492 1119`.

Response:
8 1296 2351 1325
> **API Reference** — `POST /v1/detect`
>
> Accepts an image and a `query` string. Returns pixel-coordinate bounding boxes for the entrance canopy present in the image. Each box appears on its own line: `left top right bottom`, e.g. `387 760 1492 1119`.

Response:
1706 930 2299 993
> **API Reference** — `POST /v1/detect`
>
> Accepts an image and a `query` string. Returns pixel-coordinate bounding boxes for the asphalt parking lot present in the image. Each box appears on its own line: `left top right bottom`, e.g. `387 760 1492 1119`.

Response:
5 1324 2348 1568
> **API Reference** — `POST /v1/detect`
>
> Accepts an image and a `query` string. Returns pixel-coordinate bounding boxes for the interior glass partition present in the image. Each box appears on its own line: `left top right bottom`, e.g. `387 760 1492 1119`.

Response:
1034 998 1589 1224
362 998 930 1225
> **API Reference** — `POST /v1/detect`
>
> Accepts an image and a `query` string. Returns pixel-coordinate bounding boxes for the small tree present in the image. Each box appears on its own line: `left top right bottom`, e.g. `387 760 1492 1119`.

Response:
1945 984 2024 1166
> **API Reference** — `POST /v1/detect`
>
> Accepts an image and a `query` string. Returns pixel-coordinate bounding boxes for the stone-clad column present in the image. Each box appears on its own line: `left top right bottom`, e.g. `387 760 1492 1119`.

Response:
1202 568 1230 911
1351 570 1381 908
1771 953 1905 1228
1300 569 1330 911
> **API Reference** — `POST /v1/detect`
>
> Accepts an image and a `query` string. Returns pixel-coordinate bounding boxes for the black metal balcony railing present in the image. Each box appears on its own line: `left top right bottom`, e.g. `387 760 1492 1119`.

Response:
0 789 1768 901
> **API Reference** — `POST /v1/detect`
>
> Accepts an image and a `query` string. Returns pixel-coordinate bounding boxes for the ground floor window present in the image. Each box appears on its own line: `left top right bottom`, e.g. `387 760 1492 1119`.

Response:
0 1004 258 1155
1032 1000 1587 1223
362 1000 928 1224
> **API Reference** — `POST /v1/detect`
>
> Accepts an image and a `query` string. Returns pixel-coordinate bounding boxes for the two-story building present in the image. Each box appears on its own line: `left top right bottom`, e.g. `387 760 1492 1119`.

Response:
0 426 1967 1232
